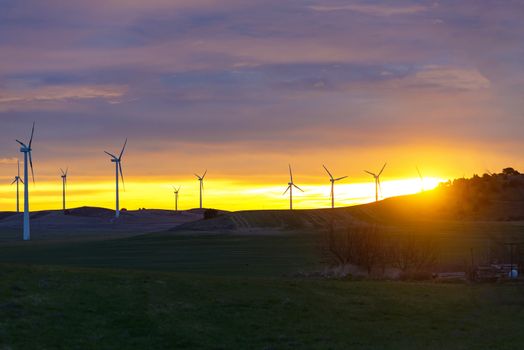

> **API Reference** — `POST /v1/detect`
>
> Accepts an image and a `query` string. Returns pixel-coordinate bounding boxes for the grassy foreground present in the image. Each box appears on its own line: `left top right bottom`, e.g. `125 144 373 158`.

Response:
0 231 524 349
1 264 524 349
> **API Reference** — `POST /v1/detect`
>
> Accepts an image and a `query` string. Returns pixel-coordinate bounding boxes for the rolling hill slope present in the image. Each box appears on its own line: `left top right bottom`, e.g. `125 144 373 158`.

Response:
172 187 524 233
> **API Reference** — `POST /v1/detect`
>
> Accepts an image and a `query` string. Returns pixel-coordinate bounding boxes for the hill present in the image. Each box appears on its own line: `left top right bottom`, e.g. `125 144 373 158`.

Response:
0 207 205 241
173 169 524 233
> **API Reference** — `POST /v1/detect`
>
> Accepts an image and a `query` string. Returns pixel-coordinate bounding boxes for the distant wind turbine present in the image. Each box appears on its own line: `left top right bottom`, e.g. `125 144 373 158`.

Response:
60 168 68 211
10 159 23 213
283 164 303 210
16 122 35 241
416 166 424 192
323 165 348 209
104 138 127 218
194 170 207 209
172 186 181 212
364 162 387 202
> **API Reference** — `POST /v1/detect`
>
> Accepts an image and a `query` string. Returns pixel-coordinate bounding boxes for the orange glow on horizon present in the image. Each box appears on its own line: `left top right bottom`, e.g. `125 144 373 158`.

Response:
0 176 445 212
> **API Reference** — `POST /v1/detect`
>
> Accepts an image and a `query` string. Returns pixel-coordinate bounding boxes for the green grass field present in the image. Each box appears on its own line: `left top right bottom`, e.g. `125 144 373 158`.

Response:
1 226 524 349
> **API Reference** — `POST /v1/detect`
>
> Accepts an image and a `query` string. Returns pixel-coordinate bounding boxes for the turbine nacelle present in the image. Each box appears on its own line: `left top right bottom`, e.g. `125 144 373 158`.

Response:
195 170 207 181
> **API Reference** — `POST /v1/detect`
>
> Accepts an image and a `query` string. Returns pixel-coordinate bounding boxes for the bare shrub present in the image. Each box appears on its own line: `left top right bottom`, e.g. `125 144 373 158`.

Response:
323 223 440 279
324 223 389 275
390 235 439 273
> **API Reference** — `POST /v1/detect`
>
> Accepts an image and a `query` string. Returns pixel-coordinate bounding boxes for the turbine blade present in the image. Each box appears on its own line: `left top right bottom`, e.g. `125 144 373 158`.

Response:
119 162 125 191
416 166 423 180
11 178 16 185
334 176 348 181
194 173 201 179
288 164 293 182
28 121 35 148
65 167 68 176
17 160 20 177
28 151 35 184
104 151 117 159
118 138 128 159
293 184 304 192
322 164 334 180
202 169 207 179
378 162 387 176
60 168 65 176
20 178 24 184
364 170 376 176
283 185 290 195
16 140 26 147
177 186 181 192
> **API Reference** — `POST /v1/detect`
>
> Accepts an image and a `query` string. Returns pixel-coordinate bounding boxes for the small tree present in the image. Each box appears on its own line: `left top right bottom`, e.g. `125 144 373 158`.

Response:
502 167 520 176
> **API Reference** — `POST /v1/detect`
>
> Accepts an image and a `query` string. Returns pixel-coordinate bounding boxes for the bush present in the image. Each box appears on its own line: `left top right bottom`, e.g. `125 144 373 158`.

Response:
204 209 219 220
390 235 439 273
324 223 388 274
323 223 439 278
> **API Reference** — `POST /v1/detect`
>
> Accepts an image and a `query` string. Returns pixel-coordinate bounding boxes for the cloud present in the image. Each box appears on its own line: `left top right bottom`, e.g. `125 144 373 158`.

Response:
0 85 127 106
0 157 18 165
309 3 427 16
407 66 490 91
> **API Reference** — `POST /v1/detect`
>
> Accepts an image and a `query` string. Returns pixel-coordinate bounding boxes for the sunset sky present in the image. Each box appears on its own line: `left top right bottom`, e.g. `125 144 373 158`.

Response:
0 0 523 211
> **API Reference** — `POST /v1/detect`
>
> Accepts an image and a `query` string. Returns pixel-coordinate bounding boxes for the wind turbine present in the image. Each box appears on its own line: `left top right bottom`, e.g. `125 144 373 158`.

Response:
104 138 127 218
60 168 68 211
323 165 348 209
16 122 35 241
283 164 303 210
172 186 181 212
194 170 207 209
416 166 424 192
364 162 387 202
11 160 23 213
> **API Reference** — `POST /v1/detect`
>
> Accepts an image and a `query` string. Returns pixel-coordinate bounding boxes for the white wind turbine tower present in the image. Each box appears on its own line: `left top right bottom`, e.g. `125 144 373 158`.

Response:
323 165 348 209
60 168 68 211
11 160 23 213
104 138 127 218
16 122 35 241
283 164 303 210
364 162 387 202
172 186 181 212
194 170 207 209
416 166 424 192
